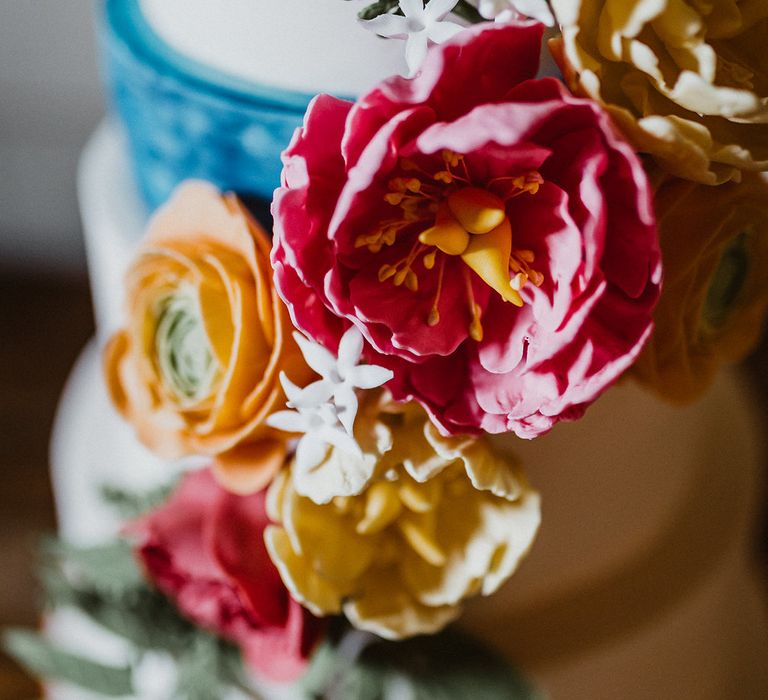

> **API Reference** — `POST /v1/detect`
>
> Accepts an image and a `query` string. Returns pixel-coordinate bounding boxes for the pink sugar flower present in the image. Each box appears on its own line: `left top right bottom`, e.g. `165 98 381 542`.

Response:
272 22 661 438
130 469 325 682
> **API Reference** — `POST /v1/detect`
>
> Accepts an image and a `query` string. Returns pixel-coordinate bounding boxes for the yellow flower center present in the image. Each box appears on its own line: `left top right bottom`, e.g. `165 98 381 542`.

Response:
357 151 544 342
334 471 457 567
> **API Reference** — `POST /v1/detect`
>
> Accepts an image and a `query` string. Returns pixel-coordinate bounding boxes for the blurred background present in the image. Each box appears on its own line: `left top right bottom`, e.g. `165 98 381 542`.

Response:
1 1 101 274
0 1 766 698
2 1 100 696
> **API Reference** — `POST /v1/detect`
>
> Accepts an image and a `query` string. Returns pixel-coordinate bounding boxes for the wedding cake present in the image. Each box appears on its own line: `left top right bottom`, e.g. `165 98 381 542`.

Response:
31 1 768 698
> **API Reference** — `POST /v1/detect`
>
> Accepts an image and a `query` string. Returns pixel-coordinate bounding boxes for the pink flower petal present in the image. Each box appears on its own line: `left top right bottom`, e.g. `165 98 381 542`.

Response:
272 23 661 438
131 469 325 682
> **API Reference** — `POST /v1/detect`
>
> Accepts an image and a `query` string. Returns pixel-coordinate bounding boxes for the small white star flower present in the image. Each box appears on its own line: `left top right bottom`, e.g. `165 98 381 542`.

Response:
361 0 464 77
288 328 393 435
268 396 364 472
476 0 554 25
266 327 393 487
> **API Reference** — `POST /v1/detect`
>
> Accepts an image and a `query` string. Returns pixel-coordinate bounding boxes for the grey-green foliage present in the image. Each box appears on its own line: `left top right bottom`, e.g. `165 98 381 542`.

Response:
357 0 401 20
100 480 179 519
356 0 484 23
301 626 543 700
3 629 134 697
4 485 538 699
3 534 262 699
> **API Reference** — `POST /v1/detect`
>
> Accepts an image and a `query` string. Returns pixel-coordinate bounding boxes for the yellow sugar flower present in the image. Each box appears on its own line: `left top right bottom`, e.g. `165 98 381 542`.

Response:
265 397 540 640
551 0 768 184
632 172 768 401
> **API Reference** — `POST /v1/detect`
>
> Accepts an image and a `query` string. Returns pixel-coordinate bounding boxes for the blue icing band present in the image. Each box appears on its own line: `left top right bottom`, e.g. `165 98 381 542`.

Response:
101 0 340 211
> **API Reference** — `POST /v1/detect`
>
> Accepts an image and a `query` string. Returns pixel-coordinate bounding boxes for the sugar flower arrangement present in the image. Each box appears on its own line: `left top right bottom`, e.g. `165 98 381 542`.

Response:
9 2 768 697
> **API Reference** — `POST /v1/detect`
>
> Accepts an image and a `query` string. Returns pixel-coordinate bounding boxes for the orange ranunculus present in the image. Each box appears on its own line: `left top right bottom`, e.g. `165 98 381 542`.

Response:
104 181 311 493
632 173 768 402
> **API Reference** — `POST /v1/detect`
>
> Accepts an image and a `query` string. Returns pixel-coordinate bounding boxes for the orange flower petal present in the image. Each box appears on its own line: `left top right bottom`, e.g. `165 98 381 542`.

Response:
212 438 288 496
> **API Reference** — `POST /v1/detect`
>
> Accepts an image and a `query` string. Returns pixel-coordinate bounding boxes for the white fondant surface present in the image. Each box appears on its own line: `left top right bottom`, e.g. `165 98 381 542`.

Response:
59 122 768 697
50 339 170 546
78 121 147 340
139 0 407 95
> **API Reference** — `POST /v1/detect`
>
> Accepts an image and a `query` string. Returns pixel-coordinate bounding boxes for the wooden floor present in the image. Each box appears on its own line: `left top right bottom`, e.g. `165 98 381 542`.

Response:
0 271 765 698
0 272 94 699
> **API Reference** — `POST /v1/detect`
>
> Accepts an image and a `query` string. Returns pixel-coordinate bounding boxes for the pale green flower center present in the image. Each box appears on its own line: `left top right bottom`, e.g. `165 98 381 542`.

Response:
704 231 749 329
154 291 218 402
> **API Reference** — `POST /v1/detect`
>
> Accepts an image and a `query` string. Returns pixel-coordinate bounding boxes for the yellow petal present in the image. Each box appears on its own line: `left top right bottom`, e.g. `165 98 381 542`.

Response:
398 515 447 567
357 481 402 535
284 481 376 584
461 438 525 502
398 480 434 513
264 526 343 616
461 218 523 306
196 266 235 369
343 569 460 640
419 204 470 255
266 468 289 522
447 188 506 235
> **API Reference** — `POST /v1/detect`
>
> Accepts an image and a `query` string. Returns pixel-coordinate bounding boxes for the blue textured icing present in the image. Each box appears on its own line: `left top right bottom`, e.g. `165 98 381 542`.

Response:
101 0 336 211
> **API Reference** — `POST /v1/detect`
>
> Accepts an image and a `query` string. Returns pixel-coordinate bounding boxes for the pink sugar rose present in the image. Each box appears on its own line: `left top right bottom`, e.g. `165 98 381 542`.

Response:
130 469 325 682
272 22 662 438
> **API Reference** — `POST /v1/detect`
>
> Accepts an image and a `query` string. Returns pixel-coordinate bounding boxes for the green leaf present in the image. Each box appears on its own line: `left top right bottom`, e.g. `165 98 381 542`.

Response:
334 663 387 700
2 629 133 697
38 536 196 653
78 588 195 652
14 533 269 698
176 635 222 700
39 559 81 609
101 480 178 519
301 627 542 700
358 0 401 21
43 538 146 595
357 0 483 23
175 634 265 700
300 638 340 697
217 641 263 697
369 629 541 700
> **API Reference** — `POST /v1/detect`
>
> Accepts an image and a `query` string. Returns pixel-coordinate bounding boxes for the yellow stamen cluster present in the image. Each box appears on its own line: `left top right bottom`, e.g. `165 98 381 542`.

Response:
378 241 421 292
505 171 543 198
355 224 400 253
364 152 545 340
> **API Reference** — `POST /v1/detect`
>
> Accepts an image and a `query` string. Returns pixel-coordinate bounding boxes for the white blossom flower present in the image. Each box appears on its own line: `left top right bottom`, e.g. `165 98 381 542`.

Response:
268 394 363 473
476 0 554 25
266 328 393 489
361 0 464 77
288 328 393 435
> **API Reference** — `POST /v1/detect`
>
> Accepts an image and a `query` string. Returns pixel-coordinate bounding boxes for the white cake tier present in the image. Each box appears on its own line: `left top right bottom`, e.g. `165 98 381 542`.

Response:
139 0 407 95
78 121 146 341
56 121 768 697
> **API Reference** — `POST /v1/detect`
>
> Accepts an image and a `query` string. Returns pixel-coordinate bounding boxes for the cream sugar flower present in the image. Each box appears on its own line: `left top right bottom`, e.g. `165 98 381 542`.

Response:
361 0 464 77
267 327 393 502
265 397 541 639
